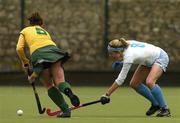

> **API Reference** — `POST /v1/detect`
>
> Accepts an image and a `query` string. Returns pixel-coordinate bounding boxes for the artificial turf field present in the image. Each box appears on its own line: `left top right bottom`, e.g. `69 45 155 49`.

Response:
0 86 179 123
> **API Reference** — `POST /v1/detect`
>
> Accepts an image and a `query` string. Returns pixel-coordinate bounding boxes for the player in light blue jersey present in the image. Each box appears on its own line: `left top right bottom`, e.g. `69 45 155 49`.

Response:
100 38 171 117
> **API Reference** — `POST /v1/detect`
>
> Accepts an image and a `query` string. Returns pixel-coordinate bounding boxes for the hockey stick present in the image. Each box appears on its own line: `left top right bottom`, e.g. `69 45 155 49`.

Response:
46 99 101 116
31 82 46 114
26 68 46 114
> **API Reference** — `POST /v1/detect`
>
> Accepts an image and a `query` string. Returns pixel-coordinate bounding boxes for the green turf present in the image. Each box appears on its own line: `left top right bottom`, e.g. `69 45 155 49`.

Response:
0 86 179 123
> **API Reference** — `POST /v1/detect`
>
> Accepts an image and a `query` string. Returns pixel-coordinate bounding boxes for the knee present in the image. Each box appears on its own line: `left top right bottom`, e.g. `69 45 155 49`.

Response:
146 78 155 88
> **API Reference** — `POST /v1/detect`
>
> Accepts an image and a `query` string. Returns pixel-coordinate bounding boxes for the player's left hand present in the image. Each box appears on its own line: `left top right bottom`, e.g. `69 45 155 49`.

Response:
100 94 110 105
112 61 123 71
23 64 30 75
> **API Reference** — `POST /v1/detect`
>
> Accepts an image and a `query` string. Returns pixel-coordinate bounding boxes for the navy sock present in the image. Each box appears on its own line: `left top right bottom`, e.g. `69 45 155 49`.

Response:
151 84 168 109
135 83 159 106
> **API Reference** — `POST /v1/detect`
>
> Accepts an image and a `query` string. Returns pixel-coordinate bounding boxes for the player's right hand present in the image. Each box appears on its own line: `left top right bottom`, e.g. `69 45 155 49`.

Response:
100 94 110 105
28 72 37 84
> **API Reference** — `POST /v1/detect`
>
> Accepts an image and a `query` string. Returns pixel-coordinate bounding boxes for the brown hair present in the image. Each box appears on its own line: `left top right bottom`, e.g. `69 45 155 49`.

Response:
28 12 43 26
109 38 129 48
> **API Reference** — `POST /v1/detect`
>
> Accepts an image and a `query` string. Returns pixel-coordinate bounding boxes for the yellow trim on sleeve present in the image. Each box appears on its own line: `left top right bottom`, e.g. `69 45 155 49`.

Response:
16 34 29 66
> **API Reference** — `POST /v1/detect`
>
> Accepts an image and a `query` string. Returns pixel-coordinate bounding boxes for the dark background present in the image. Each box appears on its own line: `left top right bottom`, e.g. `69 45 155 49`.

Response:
0 71 179 86
0 0 179 86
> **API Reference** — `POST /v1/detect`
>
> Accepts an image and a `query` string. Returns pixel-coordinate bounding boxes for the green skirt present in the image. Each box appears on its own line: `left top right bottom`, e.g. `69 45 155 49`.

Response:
31 45 70 74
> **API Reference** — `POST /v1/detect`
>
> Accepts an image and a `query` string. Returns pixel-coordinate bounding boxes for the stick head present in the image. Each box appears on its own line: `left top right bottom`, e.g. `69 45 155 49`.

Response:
46 108 61 116
39 108 46 114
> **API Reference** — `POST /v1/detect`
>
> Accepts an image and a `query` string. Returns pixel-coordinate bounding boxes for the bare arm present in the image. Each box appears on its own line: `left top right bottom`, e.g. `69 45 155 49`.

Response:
105 63 132 96
105 82 119 96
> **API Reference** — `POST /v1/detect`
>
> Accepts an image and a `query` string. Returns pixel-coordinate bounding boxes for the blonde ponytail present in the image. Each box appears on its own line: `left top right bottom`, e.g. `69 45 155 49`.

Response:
108 38 129 53
109 38 128 48
119 38 128 47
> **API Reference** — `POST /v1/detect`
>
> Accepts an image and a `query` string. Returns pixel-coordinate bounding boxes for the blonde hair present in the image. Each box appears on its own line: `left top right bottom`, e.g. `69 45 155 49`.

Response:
109 38 129 48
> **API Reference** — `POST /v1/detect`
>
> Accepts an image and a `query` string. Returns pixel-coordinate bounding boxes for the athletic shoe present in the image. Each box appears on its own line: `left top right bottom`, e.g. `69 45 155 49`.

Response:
146 105 160 116
64 88 80 107
69 94 80 107
57 110 71 118
156 108 171 117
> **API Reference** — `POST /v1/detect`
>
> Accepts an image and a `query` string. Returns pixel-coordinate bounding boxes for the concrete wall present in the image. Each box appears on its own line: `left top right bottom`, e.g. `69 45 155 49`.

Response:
0 0 179 72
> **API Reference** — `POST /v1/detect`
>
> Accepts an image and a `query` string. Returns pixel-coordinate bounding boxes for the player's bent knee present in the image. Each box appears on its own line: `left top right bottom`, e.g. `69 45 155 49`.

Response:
146 78 155 88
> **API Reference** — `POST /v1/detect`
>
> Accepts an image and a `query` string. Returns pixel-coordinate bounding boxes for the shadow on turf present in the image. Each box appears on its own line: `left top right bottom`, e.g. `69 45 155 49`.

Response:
73 115 157 118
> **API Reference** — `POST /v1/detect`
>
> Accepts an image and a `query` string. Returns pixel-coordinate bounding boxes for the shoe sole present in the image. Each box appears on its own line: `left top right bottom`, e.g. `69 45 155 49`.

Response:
57 111 71 118
156 114 171 117
146 109 160 116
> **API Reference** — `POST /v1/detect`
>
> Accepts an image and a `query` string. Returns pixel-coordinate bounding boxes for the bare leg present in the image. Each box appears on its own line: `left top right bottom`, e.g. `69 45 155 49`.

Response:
146 64 163 88
147 64 168 107
146 64 170 116
130 65 158 105
130 65 150 88
40 69 69 114
49 61 65 85
40 69 54 89
50 61 80 107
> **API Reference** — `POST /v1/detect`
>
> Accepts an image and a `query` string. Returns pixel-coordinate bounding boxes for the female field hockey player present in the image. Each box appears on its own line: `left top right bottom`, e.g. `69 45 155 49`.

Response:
16 12 80 118
100 38 171 117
